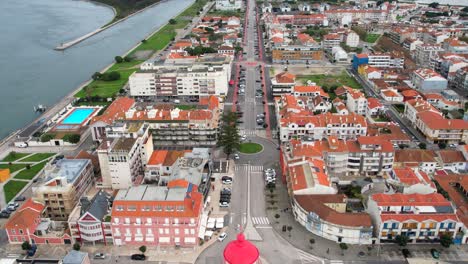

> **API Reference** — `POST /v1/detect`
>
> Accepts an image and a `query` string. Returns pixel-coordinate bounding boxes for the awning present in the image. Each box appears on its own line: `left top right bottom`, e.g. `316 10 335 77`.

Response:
205 230 214 238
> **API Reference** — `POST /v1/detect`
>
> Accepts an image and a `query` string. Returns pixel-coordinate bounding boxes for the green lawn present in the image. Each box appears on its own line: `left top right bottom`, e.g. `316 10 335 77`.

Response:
0 163 33 173
14 161 48 180
239 143 263 154
75 60 143 98
299 71 361 89
4 180 28 203
365 34 381 43
21 153 55 162
176 105 197 110
1 152 30 162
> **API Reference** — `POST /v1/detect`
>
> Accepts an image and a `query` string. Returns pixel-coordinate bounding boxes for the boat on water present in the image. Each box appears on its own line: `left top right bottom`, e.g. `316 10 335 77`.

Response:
34 104 46 113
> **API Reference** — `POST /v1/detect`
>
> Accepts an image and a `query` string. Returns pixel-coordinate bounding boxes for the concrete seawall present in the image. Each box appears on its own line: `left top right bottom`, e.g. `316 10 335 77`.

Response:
55 0 170 51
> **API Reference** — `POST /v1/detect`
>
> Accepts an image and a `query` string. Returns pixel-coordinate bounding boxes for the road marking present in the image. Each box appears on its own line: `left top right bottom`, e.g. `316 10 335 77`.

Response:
297 249 325 264
252 216 270 225
243 216 247 225
329 261 344 264
250 165 263 172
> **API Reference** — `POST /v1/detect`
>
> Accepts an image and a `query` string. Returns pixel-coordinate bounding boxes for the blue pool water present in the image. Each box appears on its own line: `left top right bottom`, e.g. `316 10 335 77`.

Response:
62 108 95 124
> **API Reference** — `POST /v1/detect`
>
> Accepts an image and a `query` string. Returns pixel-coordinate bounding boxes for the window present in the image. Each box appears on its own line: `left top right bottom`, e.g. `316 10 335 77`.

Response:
174 229 179 235
166 206 174 211
147 218 152 224
165 228 170 234
128 205 136 211
10 229 15 235
19 229 23 235
154 205 163 211
125 218 130 224
135 218 141 225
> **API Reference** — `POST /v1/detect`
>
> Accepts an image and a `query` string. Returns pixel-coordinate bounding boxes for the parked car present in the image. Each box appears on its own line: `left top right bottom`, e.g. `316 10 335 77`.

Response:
430 248 440 259
6 205 16 211
222 176 232 184
257 114 265 118
218 232 227 242
219 201 230 208
241 135 247 141
14 196 26 202
233 154 240 160
94 253 106 259
130 254 146 261
18 142 28 148
8 202 19 209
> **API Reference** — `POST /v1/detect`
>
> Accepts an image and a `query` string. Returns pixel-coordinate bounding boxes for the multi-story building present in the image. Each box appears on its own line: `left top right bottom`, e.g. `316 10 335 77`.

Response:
276 95 367 142
89 97 135 142
271 72 296 96
272 44 323 64
324 9 389 22
285 158 336 195
111 182 203 247
293 194 373 244
131 55 232 98
286 136 394 178
352 53 404 69
98 123 153 189
344 31 360 48
215 0 242 10
266 14 329 27
394 149 439 173
346 89 367 116
68 191 113 245
5 199 72 245
367 193 463 244
415 111 468 144
322 33 341 50
403 99 441 125
453 66 468 91
442 38 468 54
33 159 94 221
411 68 448 92
414 44 444 67
387 167 437 194
437 150 467 173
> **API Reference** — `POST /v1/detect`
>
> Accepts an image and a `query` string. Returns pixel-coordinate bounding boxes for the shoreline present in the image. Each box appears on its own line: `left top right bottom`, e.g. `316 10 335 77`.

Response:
0 0 200 145
55 0 170 50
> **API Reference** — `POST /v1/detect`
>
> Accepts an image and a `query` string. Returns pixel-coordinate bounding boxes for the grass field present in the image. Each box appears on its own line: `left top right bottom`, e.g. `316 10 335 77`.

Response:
176 105 197 110
75 0 208 99
21 153 55 163
4 180 28 203
299 71 361 89
365 34 381 43
0 163 32 173
14 161 48 180
75 60 142 98
1 152 30 162
239 143 263 154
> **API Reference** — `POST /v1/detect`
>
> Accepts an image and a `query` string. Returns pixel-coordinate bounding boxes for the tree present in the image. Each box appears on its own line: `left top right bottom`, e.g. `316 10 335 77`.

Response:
428 2 439 8
339 243 348 255
287 226 293 237
419 142 427 149
40 133 55 142
285 24 292 29
217 111 241 158
124 56 132 62
114 56 123 63
395 235 408 247
438 142 447 149
92 72 102 81
73 243 81 251
63 134 81 144
169 19 177 24
440 234 453 248
101 71 121 81
21 241 32 250
309 238 315 249
139 245 147 255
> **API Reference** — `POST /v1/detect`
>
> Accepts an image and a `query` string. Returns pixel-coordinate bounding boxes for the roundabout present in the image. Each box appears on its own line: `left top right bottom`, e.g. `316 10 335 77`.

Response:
239 142 264 154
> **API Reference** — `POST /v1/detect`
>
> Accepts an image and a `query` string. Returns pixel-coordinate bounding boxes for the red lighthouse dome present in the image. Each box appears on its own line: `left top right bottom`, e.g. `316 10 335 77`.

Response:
223 233 260 264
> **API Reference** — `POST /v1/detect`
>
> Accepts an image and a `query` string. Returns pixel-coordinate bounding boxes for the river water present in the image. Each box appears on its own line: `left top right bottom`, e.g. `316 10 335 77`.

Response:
0 0 194 139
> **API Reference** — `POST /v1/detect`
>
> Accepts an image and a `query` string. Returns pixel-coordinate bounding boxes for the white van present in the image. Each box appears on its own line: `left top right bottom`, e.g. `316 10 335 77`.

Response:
174 99 180 104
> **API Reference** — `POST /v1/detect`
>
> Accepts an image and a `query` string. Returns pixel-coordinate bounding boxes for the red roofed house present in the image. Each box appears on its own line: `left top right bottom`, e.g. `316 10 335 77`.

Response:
89 97 135 141
111 182 203 247
400 89 422 102
367 193 463 244
6 199 72 245
388 167 436 194
271 71 296 96
293 194 373 244
415 111 468 144
366 98 385 117
285 158 336 195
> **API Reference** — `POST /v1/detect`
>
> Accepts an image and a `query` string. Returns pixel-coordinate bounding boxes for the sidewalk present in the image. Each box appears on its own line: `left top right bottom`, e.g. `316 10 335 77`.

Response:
264 181 468 262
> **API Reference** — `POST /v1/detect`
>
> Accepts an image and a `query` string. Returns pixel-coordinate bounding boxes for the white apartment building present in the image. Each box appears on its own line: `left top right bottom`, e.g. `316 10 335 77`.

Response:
215 0 242 10
345 31 360 48
97 123 153 190
367 193 463 244
414 43 444 67
346 89 367 115
271 72 296 96
368 53 404 68
411 68 448 92
403 99 441 125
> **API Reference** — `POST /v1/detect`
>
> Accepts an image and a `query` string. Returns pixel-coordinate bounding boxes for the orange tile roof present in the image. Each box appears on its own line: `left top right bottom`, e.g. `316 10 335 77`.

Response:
5 199 44 229
126 108 213 122
275 72 296 83
434 174 468 226
371 193 450 206
438 150 466 163
382 89 400 97
90 97 135 125
367 98 383 109
395 149 437 163
400 89 420 97
163 150 190 166
417 111 468 130
393 167 433 186
148 150 168 166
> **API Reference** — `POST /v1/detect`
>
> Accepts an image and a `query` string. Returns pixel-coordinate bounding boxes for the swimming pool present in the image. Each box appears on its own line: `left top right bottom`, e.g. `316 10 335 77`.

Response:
61 108 95 125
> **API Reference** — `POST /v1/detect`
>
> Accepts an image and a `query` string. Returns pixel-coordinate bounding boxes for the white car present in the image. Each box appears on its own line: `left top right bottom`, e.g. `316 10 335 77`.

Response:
241 135 247 141
218 232 227 242
17 142 28 148
233 154 240 160
219 202 230 208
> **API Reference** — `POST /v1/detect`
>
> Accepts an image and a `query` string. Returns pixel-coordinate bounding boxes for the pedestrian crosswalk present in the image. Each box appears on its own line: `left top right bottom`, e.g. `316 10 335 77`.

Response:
251 216 269 226
329 260 344 264
297 249 325 264
240 129 257 136
234 164 263 172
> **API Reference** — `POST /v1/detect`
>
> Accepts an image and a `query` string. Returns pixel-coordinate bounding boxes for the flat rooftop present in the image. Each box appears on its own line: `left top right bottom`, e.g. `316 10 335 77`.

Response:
46 159 89 183
115 185 186 201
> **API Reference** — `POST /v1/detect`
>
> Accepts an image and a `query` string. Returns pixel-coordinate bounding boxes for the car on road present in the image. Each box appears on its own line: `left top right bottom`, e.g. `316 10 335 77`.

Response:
14 196 26 202
430 248 440 259
241 135 247 141
130 254 146 261
18 142 28 148
0 212 9 219
94 253 106 259
219 201 230 208
222 176 233 184
218 232 227 242
449 144 456 148
221 188 231 195
8 202 19 209
233 153 240 160
257 114 265 118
